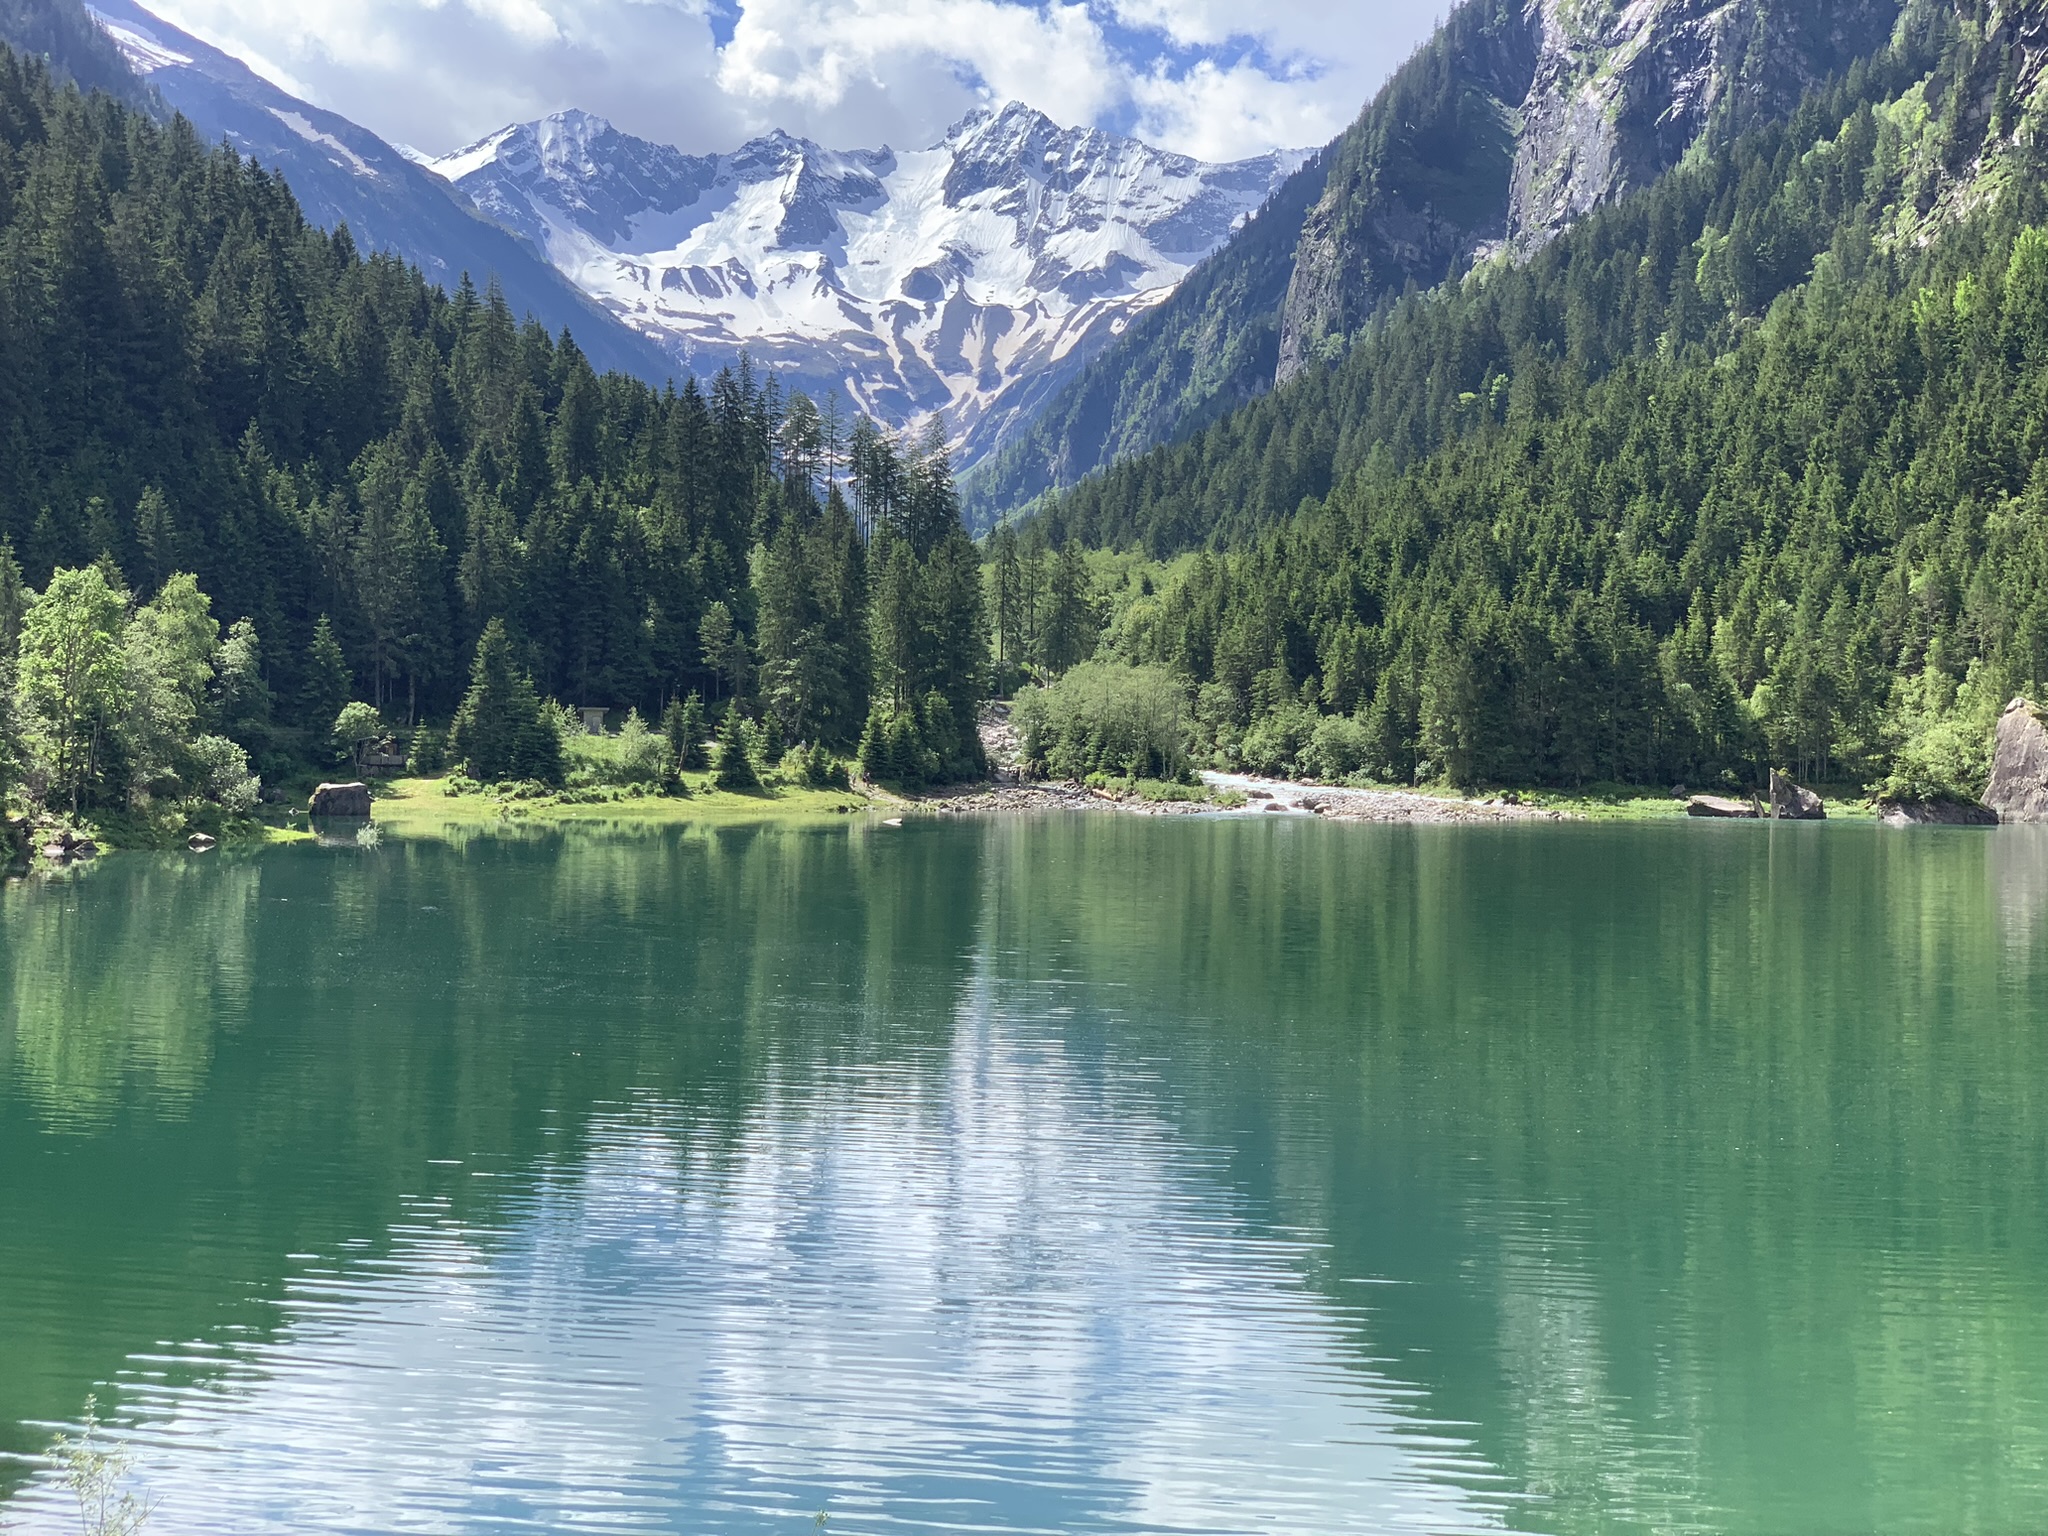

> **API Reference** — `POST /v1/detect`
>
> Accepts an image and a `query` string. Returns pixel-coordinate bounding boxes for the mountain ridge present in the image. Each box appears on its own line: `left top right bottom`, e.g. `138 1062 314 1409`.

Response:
964 0 1911 527
84 0 682 387
427 102 1306 472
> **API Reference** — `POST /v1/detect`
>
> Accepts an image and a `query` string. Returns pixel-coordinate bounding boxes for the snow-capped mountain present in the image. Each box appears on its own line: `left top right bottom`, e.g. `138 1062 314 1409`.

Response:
430 107 1305 469
84 0 679 387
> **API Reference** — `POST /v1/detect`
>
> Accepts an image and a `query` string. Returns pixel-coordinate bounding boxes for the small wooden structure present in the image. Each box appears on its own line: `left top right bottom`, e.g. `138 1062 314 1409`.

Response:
578 706 608 736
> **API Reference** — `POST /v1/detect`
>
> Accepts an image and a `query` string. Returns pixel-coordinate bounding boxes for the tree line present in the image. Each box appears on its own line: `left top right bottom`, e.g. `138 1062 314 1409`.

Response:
0 47 987 828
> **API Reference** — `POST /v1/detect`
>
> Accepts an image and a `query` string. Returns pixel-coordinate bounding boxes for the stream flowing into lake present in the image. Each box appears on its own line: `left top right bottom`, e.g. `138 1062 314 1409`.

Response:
4 816 2048 1534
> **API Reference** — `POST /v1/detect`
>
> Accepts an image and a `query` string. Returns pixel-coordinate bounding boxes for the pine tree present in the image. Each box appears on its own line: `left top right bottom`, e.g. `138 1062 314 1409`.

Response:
303 616 351 733
662 693 706 783
448 618 561 785
1038 542 1099 676
713 706 759 791
0 540 26 662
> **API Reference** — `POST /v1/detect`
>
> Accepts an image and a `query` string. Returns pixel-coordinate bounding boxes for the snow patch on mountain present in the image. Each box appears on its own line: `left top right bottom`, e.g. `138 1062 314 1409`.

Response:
429 105 1306 469
92 15 188 73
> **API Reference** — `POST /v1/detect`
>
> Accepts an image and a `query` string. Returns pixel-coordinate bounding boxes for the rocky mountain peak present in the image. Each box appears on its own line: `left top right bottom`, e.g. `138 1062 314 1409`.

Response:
428 105 1304 470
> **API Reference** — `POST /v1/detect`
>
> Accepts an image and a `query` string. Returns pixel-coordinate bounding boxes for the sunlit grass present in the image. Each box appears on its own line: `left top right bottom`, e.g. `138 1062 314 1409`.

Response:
367 776 871 838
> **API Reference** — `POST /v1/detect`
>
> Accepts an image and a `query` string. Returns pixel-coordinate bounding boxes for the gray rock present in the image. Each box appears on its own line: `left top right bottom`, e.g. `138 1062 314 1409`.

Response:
1687 794 1758 819
1508 0 1900 254
310 782 373 819
1984 698 2048 822
1769 771 1826 821
188 833 219 853
1879 799 1999 828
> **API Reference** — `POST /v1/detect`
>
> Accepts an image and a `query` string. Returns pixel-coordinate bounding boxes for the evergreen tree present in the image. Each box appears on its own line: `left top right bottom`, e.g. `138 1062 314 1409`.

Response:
0 539 26 661
448 618 561 784
302 617 352 734
672 693 709 773
714 706 759 791
1037 542 1099 676
660 695 703 787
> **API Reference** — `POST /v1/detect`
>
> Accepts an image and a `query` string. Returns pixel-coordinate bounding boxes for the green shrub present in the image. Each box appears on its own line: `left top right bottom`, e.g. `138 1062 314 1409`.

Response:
182 733 260 815
798 742 849 789
1300 715 1371 782
1012 662 1189 781
857 694 982 787
1237 702 1317 778
1875 717 1993 803
613 709 664 783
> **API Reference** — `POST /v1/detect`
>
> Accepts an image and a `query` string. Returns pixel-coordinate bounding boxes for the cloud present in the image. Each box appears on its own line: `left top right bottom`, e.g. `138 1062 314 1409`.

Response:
141 0 1451 161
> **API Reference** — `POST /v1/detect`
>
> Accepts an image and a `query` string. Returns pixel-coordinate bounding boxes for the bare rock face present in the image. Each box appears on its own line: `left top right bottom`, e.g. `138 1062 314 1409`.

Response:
1984 698 2048 822
1507 0 1901 252
1687 794 1758 818
1769 771 1826 821
310 782 373 819
1276 0 1542 385
1879 799 1999 828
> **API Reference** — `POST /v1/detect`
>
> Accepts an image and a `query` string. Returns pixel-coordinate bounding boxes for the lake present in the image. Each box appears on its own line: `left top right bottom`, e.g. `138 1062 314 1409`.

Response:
3 815 2047 1534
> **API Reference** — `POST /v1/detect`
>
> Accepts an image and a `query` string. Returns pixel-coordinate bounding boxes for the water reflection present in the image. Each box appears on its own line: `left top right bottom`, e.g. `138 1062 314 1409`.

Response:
1991 824 2048 950
2 819 2046 1534
8 962 1506 1535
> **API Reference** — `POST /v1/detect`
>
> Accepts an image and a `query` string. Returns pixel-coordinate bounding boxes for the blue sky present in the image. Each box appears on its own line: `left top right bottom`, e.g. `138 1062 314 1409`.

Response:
141 0 1452 162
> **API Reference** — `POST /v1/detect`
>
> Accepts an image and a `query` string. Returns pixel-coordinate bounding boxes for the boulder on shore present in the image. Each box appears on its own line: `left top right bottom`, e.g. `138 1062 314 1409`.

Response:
1878 798 1998 827
1984 698 2048 822
39 827 96 861
188 833 218 853
1769 771 1827 821
310 782 373 819
1687 794 1759 819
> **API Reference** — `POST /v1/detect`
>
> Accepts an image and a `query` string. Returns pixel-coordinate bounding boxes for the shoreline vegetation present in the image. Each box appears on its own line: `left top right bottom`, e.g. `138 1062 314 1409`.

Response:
0 704 1907 868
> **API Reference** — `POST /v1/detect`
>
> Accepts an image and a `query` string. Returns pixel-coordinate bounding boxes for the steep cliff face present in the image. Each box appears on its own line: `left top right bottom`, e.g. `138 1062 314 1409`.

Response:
1917 0 2048 214
1276 0 1541 384
1506 0 1903 250
1278 0 1904 383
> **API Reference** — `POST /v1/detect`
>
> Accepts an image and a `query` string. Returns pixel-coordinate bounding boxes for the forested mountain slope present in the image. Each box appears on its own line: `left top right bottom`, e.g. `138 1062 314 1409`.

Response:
0 46 990 823
0 0 147 109
1033 1 2048 795
964 0 1907 528
85 0 681 386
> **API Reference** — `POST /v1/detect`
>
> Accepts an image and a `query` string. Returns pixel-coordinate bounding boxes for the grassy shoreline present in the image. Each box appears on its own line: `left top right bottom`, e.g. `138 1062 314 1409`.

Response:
14 776 1888 865
358 775 871 838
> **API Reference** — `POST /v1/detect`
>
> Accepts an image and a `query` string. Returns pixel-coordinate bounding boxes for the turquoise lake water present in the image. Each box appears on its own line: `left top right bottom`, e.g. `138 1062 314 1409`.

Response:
3 815 2047 1533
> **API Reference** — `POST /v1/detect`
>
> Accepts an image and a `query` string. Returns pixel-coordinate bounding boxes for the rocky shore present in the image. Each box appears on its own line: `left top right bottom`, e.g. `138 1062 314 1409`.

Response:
906 771 1572 823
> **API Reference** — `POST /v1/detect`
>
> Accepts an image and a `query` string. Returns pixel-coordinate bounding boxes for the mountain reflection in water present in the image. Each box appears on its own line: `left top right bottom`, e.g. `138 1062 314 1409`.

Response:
2 816 2045 1534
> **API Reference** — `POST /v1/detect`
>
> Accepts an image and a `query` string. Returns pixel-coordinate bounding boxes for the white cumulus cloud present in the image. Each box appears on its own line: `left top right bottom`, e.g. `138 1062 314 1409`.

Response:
140 0 1451 161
